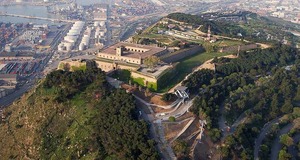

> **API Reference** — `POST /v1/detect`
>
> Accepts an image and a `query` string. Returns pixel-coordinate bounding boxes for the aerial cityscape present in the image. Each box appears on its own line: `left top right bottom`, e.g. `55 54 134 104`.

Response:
1 0 300 160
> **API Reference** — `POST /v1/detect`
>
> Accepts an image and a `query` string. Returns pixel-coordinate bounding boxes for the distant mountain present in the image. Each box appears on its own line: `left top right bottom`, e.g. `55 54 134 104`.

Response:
0 61 159 159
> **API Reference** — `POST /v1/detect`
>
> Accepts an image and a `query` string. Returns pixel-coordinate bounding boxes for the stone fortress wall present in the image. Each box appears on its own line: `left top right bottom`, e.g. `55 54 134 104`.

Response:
161 45 204 63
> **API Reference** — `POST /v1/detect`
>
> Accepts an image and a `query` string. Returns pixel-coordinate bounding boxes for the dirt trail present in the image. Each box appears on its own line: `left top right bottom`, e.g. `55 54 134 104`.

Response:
270 123 293 160
256 43 272 49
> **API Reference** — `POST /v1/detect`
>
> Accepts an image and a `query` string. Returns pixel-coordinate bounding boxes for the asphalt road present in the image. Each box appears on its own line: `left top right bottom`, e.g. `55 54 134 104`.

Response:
135 95 172 160
254 118 280 160
288 134 300 160
270 123 293 160
219 107 250 140
0 78 35 109
218 103 228 138
156 98 194 121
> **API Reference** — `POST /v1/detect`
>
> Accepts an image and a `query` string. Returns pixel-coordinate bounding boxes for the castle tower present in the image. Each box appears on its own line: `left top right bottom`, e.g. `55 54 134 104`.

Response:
207 25 211 40
237 45 241 57
116 46 123 56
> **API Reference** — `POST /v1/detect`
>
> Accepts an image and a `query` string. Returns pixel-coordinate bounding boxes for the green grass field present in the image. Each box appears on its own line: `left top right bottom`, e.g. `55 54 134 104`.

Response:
111 70 131 83
134 34 174 45
216 39 246 46
158 51 232 92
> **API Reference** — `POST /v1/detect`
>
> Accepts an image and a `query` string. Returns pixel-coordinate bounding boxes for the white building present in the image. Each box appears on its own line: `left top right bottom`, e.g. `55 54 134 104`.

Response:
272 12 285 18
58 21 85 52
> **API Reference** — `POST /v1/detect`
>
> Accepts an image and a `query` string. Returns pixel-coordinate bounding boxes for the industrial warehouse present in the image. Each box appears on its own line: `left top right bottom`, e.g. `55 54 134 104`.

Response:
58 20 107 52
58 21 85 52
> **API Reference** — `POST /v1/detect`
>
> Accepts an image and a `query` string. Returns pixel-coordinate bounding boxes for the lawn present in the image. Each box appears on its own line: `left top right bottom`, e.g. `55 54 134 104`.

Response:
158 51 232 92
136 33 167 39
134 34 177 45
216 39 246 47
111 70 131 83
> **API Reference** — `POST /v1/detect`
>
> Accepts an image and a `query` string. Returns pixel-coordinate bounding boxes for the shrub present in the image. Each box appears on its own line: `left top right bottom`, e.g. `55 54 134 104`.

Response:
162 93 175 101
169 116 176 122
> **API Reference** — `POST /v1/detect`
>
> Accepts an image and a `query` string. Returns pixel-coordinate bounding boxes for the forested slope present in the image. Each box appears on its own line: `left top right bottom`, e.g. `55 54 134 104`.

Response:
0 61 159 160
182 45 300 159
167 12 300 43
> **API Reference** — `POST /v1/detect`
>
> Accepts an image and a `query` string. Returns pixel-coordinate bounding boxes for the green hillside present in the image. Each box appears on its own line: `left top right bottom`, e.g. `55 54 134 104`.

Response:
0 61 159 159
167 12 300 44
182 45 300 159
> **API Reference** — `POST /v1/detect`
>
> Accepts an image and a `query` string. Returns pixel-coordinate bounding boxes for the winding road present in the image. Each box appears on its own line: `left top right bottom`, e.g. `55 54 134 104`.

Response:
288 134 300 160
270 123 293 160
136 102 170 160
253 118 280 160
218 107 292 160
218 103 229 138
218 103 249 140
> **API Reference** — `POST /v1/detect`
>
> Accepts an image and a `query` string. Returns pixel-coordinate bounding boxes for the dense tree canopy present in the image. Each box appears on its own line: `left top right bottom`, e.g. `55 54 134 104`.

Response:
96 89 159 159
0 61 159 160
216 45 299 76
167 12 300 43
183 45 300 159
182 69 215 92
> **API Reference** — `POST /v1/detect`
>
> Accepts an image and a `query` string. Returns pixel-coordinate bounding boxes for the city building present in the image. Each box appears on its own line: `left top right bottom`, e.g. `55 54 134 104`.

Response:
4 44 12 52
0 74 18 84
206 25 211 41
0 52 35 60
19 29 47 44
93 4 108 21
79 27 92 51
58 21 85 52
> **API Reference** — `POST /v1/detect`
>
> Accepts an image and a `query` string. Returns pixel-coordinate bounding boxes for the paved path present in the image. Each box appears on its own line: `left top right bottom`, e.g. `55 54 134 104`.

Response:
132 94 155 114
156 120 177 160
218 103 228 138
132 93 182 110
218 105 282 160
288 134 300 160
189 132 201 158
151 99 182 109
270 123 293 160
219 102 251 139
230 109 250 132
170 117 195 143
186 130 201 140
156 98 195 121
127 83 177 159
163 116 194 124
136 98 169 159
155 100 184 117
254 118 280 160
